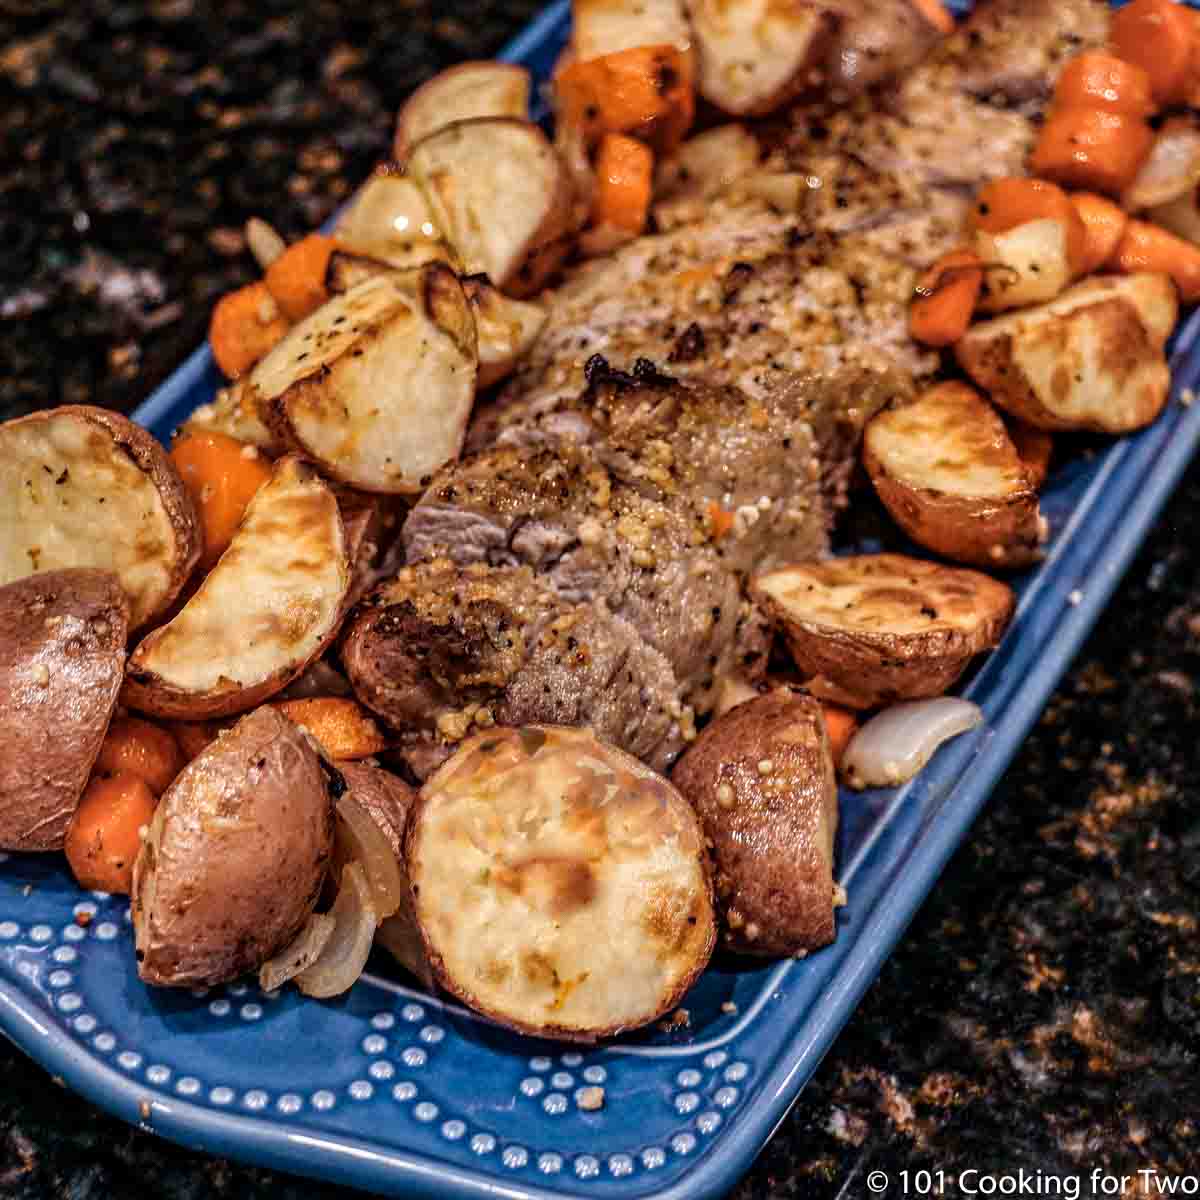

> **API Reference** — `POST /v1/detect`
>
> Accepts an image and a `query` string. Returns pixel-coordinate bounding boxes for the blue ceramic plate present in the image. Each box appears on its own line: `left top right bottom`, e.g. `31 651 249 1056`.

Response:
4 3 1200 1197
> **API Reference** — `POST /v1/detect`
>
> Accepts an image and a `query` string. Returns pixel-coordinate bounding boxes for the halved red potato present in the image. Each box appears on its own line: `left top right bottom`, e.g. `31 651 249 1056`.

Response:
0 406 201 629
956 273 1178 433
974 218 1076 313
753 554 1015 710
333 169 455 271
393 62 532 163
252 265 477 493
123 456 350 719
407 725 716 1041
688 0 834 116
571 0 691 59
0 569 128 851
407 118 574 297
863 383 1045 569
460 275 547 388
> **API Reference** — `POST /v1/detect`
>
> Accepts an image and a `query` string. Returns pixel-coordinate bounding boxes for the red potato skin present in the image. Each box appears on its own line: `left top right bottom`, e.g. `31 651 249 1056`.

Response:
0 569 129 851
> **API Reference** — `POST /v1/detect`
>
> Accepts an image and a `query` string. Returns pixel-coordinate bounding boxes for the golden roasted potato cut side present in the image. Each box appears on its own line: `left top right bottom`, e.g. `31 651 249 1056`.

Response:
688 0 834 116
253 266 478 493
0 406 201 629
408 726 716 1040
571 0 691 60
0 569 128 851
393 62 532 162
974 218 1076 313
753 554 1015 710
956 273 1178 433
123 456 350 719
333 171 455 271
407 118 574 297
673 690 839 957
460 275 547 388
179 379 280 455
132 705 333 987
863 382 1045 568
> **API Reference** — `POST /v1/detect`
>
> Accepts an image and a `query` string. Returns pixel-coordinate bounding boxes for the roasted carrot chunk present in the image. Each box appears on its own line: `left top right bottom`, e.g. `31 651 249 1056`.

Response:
971 177 1088 272
1112 218 1200 302
1055 51 1156 117
908 0 955 34
555 44 694 154
1070 192 1130 274
170 430 273 569
95 717 184 797
208 281 289 379
1111 0 1198 108
820 703 859 767
264 233 339 322
273 698 389 761
909 248 984 347
1031 108 1155 196
591 133 654 234
64 772 158 895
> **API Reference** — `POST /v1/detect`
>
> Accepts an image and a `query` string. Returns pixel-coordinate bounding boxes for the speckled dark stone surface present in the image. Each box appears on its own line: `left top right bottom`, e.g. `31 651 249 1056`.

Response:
3 3 1200 1197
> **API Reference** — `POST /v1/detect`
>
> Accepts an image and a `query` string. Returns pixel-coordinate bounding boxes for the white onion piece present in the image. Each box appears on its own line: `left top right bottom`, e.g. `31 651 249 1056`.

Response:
1148 191 1200 247
258 912 335 993
335 793 404 919
1124 118 1200 211
375 913 434 989
296 862 378 999
841 698 984 791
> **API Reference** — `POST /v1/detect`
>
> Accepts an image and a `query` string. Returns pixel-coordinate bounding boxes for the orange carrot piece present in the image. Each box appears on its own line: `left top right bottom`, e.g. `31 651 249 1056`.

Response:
821 703 859 767
909 248 984 347
273 698 389 761
170 430 273 569
64 772 158 895
1030 107 1155 196
1070 192 1130 274
169 719 232 761
208 281 289 379
95 717 184 797
971 177 1089 271
707 501 735 540
555 44 694 154
1111 0 1198 108
1055 51 1155 117
264 233 338 322
908 0 955 35
1111 218 1200 302
591 133 654 234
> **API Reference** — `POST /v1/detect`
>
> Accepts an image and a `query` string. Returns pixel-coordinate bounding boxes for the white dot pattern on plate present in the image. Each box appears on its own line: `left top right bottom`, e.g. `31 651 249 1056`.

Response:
725 1061 749 1082
715 1086 739 1108
528 1056 551 1072
542 1093 567 1116
0 922 18 939
401 1047 427 1068
311 1090 336 1111
72 902 96 918
278 1094 303 1114
674 1092 700 1114
560 1052 583 1067
177 1078 201 1097
30 925 52 943
550 1072 573 1089
582 1065 606 1084
401 1003 424 1022
362 1034 387 1055
94 922 118 940
502 1146 528 1169
441 1119 466 1141
413 1101 438 1122
349 1080 373 1101
119 1051 142 1071
90 890 110 900
471 1133 496 1155
210 1087 235 1106
539 1152 563 1174
368 1061 394 1081
208 999 230 1017
419 1024 444 1044
57 993 82 1013
642 1147 666 1169
371 1012 395 1030
392 1082 417 1102
676 1068 701 1087
52 946 76 964
671 1133 697 1155
146 1065 170 1085
519 1077 544 1097
93 1033 115 1053
15 962 35 979
703 1050 728 1070
697 1111 723 1135
575 1156 600 1178
62 924 85 943
73 1015 96 1035
243 1090 269 1111
228 984 248 996
240 1003 262 1021
609 1154 634 1177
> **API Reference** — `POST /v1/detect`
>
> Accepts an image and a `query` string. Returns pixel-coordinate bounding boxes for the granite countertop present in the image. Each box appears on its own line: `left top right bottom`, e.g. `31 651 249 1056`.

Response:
3 3 1199 1197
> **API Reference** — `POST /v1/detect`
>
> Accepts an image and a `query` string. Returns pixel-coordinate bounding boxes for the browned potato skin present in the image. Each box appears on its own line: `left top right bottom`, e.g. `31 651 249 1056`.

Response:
753 556 1015 710
1005 418 1053 490
0 569 129 851
132 706 333 987
673 690 839 957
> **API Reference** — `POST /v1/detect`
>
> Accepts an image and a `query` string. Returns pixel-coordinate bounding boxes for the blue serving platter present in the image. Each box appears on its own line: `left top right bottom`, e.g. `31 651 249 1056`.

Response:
5 2 1200 1197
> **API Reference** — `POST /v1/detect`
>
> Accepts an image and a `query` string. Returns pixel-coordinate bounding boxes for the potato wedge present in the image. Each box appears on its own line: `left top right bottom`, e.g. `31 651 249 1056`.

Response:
324 249 397 295
753 554 1015 709
253 266 477 493
956 273 1178 433
0 569 128 851
0 406 201 629
407 725 715 1040
123 456 350 719
393 62 531 163
688 0 834 116
571 0 691 59
974 218 1076 313
672 689 839 957
407 118 574 297
863 383 1045 569
132 705 333 987
333 169 454 271
460 274 547 388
